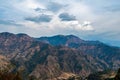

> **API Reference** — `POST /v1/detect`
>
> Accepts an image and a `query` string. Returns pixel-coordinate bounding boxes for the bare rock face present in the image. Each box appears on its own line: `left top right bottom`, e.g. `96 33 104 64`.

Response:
0 55 23 80
0 55 13 73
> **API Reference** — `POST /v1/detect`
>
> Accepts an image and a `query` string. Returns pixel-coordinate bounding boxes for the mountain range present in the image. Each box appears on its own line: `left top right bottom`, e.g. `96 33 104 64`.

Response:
0 32 120 80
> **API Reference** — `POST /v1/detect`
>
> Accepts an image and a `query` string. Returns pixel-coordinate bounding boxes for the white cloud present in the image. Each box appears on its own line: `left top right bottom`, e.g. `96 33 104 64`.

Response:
19 17 94 35
15 0 45 9
0 0 120 46
62 1 95 21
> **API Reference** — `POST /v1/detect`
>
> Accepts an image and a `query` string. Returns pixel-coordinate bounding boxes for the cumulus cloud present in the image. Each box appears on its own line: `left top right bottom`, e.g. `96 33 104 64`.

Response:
59 13 76 21
25 14 52 23
22 15 94 32
15 0 45 9
0 19 22 26
47 2 65 12
0 0 120 46
61 21 94 31
34 8 47 12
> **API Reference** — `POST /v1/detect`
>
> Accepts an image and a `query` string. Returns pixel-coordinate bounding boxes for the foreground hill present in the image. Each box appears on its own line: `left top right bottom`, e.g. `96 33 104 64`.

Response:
0 55 13 73
0 32 120 80
0 55 23 80
87 68 120 80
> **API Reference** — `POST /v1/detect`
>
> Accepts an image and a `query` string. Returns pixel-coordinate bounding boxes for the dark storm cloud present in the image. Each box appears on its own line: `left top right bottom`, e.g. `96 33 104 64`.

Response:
25 14 52 23
59 13 76 21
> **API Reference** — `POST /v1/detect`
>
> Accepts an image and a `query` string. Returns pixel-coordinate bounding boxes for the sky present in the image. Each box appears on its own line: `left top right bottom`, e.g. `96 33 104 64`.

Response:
0 0 120 47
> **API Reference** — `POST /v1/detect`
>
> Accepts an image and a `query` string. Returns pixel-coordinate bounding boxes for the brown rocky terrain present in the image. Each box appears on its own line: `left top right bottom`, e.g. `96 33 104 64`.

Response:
0 32 120 80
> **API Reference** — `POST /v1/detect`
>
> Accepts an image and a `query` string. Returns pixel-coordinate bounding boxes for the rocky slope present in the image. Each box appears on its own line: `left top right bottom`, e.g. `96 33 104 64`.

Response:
87 68 120 80
37 35 120 70
0 55 23 80
0 32 120 80
0 55 13 73
87 70 116 80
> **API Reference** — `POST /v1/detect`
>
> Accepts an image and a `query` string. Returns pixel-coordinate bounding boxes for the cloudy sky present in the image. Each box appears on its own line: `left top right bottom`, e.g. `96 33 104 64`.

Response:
0 0 120 46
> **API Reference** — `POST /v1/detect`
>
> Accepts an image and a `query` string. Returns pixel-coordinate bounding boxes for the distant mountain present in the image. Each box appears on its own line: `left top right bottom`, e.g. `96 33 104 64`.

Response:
37 35 120 69
36 35 84 46
36 34 102 47
0 32 120 80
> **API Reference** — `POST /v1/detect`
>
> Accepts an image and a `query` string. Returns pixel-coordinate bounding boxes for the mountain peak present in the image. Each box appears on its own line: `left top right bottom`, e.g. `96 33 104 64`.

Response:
16 33 30 37
0 32 33 42
51 34 80 38
66 34 79 38
16 33 33 41
66 35 83 40
37 34 84 46
0 32 15 36
45 34 83 41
